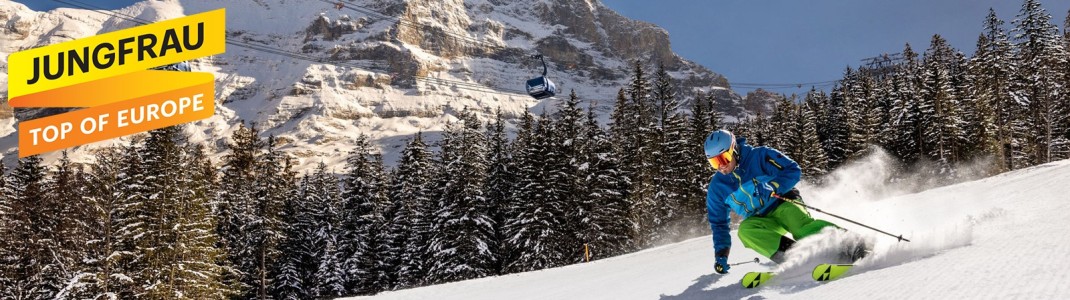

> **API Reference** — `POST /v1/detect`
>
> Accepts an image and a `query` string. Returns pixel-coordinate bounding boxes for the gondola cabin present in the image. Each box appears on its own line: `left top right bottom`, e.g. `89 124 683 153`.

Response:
525 54 557 99
526 76 557 99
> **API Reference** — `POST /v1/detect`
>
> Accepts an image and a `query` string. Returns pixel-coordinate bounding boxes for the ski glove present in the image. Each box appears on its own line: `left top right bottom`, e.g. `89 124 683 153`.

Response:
714 256 730 274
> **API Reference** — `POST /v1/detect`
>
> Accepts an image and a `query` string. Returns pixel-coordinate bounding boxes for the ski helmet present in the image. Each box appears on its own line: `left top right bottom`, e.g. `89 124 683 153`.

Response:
703 130 735 158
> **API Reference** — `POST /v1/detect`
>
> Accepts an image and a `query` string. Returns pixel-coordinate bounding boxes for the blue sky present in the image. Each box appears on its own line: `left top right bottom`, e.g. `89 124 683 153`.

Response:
601 0 1070 95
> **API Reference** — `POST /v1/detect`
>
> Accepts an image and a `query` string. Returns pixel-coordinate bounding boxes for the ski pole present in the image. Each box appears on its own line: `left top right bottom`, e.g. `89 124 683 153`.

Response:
772 194 911 242
731 257 760 266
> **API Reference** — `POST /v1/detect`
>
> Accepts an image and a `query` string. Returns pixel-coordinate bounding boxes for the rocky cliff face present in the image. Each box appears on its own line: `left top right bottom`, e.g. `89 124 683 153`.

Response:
0 0 745 169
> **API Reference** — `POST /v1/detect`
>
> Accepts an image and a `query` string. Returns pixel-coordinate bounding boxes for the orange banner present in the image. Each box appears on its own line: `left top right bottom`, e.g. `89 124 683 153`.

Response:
17 73 215 156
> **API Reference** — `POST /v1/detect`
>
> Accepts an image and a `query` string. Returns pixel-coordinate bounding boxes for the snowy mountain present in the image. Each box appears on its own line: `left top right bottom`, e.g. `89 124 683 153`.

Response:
345 155 1070 299
0 0 742 169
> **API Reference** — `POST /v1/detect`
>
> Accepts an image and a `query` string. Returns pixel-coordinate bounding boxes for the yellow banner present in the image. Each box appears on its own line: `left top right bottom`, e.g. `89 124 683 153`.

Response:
6 9 226 157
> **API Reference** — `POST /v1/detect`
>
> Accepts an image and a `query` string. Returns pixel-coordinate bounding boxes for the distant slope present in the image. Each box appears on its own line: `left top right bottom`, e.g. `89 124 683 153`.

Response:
346 158 1070 299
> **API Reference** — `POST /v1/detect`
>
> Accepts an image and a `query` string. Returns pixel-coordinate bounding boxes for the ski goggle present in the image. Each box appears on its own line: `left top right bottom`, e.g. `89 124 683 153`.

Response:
707 148 736 169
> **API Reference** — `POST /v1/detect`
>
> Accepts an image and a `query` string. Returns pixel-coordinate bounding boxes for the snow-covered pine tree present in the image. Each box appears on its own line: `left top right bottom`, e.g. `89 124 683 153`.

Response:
845 68 879 159
608 88 636 214
1012 0 1070 163
824 82 853 169
75 148 138 299
304 162 345 298
625 61 660 247
770 95 798 155
657 85 695 241
178 144 232 298
686 92 716 225
271 176 313 300
888 44 925 163
578 104 635 258
1063 7 1070 153
972 10 1025 171
428 109 496 282
339 134 388 295
872 77 896 152
248 135 294 300
961 35 999 168
50 152 89 299
551 90 585 263
116 144 148 297
391 132 435 288
949 51 982 162
804 88 832 159
0 155 65 299
747 112 768 147
0 158 7 294
919 53 964 174
217 122 264 298
799 99 830 180
503 111 564 273
483 109 514 275
137 126 231 299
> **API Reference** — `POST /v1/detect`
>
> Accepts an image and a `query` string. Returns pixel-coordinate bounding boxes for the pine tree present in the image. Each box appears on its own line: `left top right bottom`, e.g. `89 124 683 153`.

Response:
687 92 717 226
804 88 834 162
1012 0 1070 163
626 61 660 247
137 126 231 299
578 105 635 259
248 135 294 299
503 112 565 272
824 80 851 168
272 175 313 300
76 148 139 299
0 155 65 299
483 109 514 275
428 109 497 282
972 10 1025 170
217 122 265 298
303 162 345 298
845 73 879 158
651 66 696 241
770 95 799 154
799 99 830 179
919 58 963 174
390 132 435 288
551 90 585 263
889 43 925 163
51 152 89 299
339 135 388 295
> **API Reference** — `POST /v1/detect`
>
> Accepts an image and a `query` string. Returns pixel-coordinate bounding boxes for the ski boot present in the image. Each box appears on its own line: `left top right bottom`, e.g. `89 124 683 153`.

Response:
769 235 796 264
838 238 871 263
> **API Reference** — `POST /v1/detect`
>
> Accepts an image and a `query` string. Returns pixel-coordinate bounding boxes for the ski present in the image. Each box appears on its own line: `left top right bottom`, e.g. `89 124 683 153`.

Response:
740 271 774 288
740 264 853 289
811 264 853 282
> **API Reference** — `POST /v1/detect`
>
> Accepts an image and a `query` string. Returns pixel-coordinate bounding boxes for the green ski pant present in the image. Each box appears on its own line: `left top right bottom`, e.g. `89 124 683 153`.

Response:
739 201 838 259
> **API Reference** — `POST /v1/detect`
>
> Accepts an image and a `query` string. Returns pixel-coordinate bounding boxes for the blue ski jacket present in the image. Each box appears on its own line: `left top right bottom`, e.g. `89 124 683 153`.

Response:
706 138 802 255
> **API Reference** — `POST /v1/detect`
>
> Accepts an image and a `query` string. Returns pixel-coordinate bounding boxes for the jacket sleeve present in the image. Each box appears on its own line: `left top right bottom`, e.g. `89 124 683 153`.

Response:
757 147 802 195
706 177 732 256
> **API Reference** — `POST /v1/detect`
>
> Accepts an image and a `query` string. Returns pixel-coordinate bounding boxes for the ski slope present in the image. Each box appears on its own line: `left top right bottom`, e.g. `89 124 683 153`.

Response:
348 155 1070 300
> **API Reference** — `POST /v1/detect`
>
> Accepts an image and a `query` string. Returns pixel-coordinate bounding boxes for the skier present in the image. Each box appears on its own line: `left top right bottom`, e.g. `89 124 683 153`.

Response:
703 129 864 274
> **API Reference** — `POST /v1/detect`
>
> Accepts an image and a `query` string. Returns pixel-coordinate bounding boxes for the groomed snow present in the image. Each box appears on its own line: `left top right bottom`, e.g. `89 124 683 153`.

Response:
345 153 1070 299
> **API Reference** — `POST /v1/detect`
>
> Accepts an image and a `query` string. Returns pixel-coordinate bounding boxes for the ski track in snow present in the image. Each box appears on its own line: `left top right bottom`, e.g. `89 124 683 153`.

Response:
346 159 1070 300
